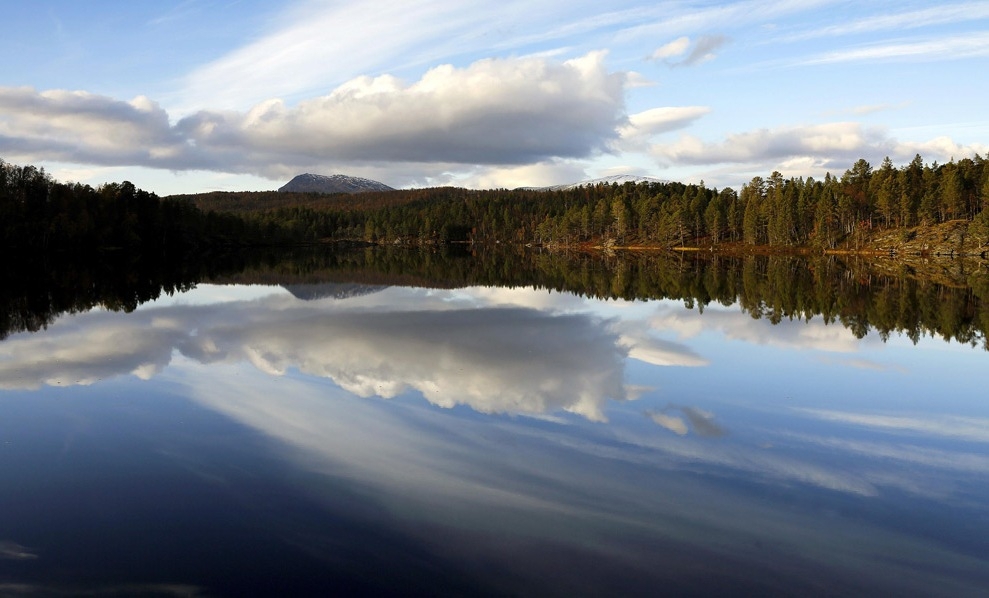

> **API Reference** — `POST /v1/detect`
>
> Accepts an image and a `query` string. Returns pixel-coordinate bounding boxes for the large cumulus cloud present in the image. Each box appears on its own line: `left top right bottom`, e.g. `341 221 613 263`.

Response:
0 52 625 179
0 89 183 164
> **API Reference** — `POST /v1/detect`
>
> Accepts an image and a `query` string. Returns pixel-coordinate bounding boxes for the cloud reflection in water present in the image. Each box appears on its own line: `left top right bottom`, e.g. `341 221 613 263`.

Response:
3 284 989 594
647 405 726 437
185 306 629 421
0 286 677 421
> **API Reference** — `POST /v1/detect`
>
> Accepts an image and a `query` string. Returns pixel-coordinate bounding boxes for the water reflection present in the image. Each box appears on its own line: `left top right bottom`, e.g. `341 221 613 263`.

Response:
2 258 989 595
5 248 989 349
0 285 649 420
647 405 726 437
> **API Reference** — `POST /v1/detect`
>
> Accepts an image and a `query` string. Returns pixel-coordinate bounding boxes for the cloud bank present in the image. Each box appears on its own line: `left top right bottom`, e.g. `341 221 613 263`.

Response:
651 122 989 175
0 52 625 180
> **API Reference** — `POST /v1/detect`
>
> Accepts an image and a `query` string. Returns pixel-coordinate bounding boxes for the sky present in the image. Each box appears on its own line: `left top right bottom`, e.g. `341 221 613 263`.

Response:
1 0 987 195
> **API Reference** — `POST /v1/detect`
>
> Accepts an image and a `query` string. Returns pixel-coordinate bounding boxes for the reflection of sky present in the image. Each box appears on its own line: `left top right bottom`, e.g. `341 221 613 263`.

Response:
2 283 989 594
2 285 642 421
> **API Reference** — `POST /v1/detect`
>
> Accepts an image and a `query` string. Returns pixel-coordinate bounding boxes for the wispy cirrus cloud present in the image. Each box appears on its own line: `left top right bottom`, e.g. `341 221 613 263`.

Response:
173 0 834 114
796 409 989 443
170 0 657 114
816 356 908 373
777 3 989 42
847 102 908 116
797 31 989 65
783 434 989 473
617 0 839 42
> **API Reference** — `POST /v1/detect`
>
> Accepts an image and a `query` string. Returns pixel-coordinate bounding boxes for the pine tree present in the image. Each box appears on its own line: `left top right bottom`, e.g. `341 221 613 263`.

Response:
742 177 765 245
814 173 839 249
873 157 898 227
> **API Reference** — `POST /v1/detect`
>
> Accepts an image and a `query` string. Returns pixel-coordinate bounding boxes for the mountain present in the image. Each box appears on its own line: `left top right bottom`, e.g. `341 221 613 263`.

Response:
521 174 670 192
282 283 389 301
278 173 394 194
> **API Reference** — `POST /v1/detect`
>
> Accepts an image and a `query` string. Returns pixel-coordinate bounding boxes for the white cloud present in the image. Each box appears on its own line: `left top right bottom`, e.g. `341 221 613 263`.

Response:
619 331 709 366
647 411 688 435
186 306 630 422
783 433 989 473
171 0 836 116
778 3 989 42
653 122 888 165
616 419 878 495
796 409 989 443
647 406 725 437
649 35 729 66
848 103 905 116
170 0 651 114
173 0 482 113
182 367 593 516
0 52 626 180
0 88 181 164
816 356 908 373
681 35 729 66
647 303 871 353
618 0 838 42
0 313 184 390
650 121 989 176
895 136 989 163
798 32 989 65
623 71 657 89
617 106 711 151
651 36 690 60
452 160 590 190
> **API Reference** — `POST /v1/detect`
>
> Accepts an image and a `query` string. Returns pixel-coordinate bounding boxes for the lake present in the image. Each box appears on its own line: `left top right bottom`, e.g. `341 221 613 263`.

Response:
1 249 988 596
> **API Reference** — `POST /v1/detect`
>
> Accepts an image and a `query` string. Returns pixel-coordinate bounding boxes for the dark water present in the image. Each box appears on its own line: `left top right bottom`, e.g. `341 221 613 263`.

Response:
1 251 988 596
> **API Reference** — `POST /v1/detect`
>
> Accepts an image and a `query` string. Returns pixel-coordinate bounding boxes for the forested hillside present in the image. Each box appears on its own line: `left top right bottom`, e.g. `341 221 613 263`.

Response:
172 155 989 252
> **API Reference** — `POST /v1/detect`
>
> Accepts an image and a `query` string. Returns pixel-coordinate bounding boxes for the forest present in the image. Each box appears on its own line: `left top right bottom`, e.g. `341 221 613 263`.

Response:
170 154 989 251
4 154 989 253
0 159 302 252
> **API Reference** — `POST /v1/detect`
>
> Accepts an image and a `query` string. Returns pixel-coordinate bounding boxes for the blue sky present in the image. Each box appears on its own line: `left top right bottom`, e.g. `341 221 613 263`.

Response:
1 0 987 194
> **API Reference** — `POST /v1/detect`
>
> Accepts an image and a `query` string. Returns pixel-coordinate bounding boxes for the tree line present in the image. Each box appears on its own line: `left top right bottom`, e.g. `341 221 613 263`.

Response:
0 159 305 251
6 153 989 251
174 154 989 249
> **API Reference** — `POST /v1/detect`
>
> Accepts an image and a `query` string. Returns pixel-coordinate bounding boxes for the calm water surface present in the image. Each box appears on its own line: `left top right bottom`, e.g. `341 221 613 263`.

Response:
1 273 988 596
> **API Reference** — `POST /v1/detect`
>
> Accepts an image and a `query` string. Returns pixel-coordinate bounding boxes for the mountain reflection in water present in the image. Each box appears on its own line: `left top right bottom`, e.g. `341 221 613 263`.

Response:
1 249 988 596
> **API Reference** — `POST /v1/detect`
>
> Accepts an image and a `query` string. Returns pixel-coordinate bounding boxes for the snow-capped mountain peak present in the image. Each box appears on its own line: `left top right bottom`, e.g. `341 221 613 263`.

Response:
278 173 394 194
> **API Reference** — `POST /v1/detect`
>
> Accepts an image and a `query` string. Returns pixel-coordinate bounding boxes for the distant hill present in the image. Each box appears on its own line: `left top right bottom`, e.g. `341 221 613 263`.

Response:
282 282 389 301
520 174 670 191
279 173 394 194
